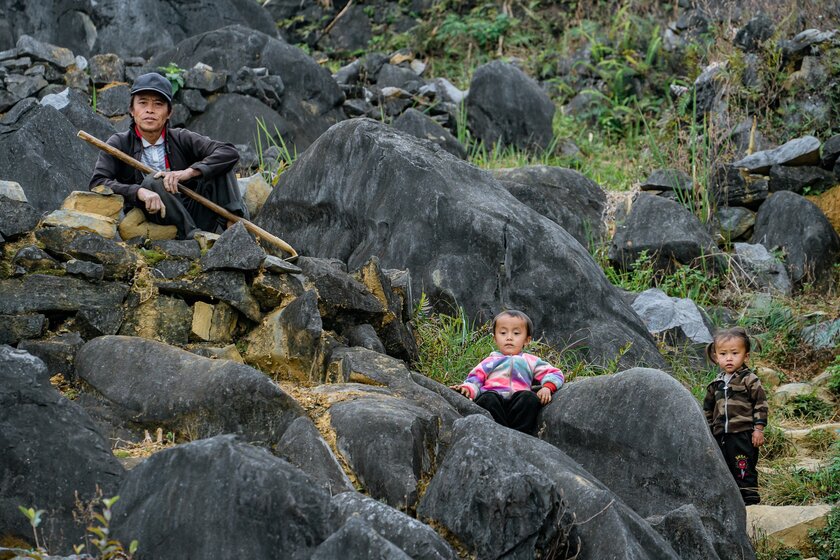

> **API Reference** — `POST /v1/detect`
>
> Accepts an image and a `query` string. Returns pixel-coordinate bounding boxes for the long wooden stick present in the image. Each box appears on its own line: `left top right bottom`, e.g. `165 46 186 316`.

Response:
78 130 297 260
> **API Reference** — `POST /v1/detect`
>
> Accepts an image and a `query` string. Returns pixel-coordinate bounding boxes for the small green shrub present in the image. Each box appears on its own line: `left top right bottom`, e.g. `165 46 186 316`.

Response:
804 429 838 455
779 394 836 423
158 62 185 96
825 356 840 397
760 424 797 461
809 504 840 560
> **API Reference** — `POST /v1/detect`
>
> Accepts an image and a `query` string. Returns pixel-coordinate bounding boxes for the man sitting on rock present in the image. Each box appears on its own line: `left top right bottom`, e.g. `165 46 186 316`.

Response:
89 72 247 240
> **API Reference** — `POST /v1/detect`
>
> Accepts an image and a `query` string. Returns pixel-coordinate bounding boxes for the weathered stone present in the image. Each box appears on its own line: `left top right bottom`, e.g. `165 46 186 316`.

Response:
717 206 755 242
466 60 554 152
780 29 836 64
244 290 323 381
200 221 265 272
38 227 138 280
0 274 128 315
148 238 202 259
5 73 47 99
754 366 783 389
180 88 208 112
262 254 302 274
312 516 411 560
0 313 45 345
40 87 116 145
74 305 125 339
18 332 84 380
821 134 840 169
641 169 693 193
251 270 306 311
64 259 105 282
277 416 354 496
119 295 192 345
752 191 840 289
808 184 840 235
0 179 27 202
0 345 123 552
746 505 832 550
60 190 124 219
710 165 769 208
12 245 61 272
733 242 792 295
539 369 754 560
255 118 662 367
801 319 840 350
89 53 125 85
191 300 238 343
183 63 227 92
157 270 261 322
0 197 40 239
493 165 607 246
693 61 728 122
392 107 466 160
41 209 118 239
15 34 73 68
118 207 178 240
632 288 713 345
344 323 386 353
298 256 386 324
610 193 718 272
646 504 721 560
95 83 131 117
734 14 775 52
774 382 834 406
732 136 821 175
75 336 304 446
768 165 836 195
237 173 273 218
110 435 328 559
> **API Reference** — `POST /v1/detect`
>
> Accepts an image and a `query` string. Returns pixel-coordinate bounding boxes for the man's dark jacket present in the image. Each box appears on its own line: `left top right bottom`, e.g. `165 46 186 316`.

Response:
88 126 245 219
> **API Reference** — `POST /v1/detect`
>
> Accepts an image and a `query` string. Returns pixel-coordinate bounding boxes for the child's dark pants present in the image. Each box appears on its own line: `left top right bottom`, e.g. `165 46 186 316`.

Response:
475 390 541 435
716 431 760 505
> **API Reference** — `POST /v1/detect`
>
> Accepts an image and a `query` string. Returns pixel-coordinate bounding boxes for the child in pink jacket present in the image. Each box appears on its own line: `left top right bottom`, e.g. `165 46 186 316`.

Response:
451 310 564 434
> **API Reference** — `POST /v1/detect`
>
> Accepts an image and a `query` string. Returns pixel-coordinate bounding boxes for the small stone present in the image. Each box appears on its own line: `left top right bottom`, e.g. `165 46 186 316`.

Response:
262 254 302 275
15 35 74 68
191 301 238 343
184 63 227 92
95 83 131 117
65 259 105 282
89 53 125 85
0 313 46 345
41 209 118 239
201 221 265 272
61 191 124 219
746 505 832 550
754 366 783 389
0 180 27 202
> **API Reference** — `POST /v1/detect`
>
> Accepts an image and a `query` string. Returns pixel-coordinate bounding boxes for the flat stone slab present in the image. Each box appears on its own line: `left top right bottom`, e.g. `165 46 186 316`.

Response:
746 504 831 549
732 136 821 174
0 274 128 314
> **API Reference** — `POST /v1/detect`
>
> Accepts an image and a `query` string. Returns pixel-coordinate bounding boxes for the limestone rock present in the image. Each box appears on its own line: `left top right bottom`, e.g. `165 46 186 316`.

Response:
276 416 354 496
774 382 834 406
120 295 193 345
238 173 273 218
733 242 792 295
392 108 466 160
200 221 265 272
74 305 125 339
89 53 125 85
0 313 46 346
42 209 118 239
15 34 73 68
18 332 84 381
0 179 27 202
801 319 840 350
732 136 821 175
191 301 238 343
641 169 693 193
311 517 411 560
119 207 178 241
717 206 755 242
61 190 124 219
0 274 128 315
631 288 713 344
251 270 306 311
157 270 261 322
746 505 832 549
0 197 40 239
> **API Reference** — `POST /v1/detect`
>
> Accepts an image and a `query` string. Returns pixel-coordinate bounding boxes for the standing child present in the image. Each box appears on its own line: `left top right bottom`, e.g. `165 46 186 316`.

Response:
703 327 768 505
450 310 564 435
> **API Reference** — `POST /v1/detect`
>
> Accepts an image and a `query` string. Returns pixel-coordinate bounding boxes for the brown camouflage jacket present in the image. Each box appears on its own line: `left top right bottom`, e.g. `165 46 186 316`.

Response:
703 366 769 436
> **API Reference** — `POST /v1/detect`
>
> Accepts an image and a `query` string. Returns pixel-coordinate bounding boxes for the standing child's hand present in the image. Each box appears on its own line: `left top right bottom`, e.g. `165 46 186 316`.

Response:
537 387 552 405
752 429 765 448
449 385 472 400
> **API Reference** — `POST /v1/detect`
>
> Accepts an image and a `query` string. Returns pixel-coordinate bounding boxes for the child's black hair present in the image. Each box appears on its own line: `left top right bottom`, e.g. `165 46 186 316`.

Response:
705 326 752 362
491 310 534 337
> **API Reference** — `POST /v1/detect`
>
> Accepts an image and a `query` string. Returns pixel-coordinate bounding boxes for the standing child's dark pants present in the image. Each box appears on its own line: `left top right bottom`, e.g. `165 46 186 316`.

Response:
716 431 760 505
475 390 542 435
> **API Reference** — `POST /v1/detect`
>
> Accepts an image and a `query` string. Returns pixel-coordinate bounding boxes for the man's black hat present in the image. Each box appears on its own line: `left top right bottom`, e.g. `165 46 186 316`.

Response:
130 72 173 103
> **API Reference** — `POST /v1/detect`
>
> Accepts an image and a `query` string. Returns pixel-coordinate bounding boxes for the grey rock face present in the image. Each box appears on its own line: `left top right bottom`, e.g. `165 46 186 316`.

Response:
631 288 713 344
38 228 138 280
0 274 128 315
641 168 694 193
733 242 792 295
392 108 466 159
0 104 98 212
149 25 345 153
732 136 821 174
1 345 124 552
312 517 412 560
419 414 682 560
610 193 717 272
190 92 289 146
0 313 46 346
0 197 40 239
752 191 840 288
94 83 130 117
734 14 775 52
768 164 836 195
716 205 755 242
110 435 330 560
330 492 457 560
494 165 607 246
255 118 662 367
539 368 755 560
710 164 769 208
201 220 266 272
75 336 304 447
74 305 125 339
40 87 116 143
18 331 85 381
277 416 354 496
15 34 73 68
466 60 555 152
157 269 261 321
801 319 840 350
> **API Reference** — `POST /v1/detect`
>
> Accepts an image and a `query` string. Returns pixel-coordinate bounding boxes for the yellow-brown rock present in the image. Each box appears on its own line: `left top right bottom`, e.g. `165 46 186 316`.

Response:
118 208 177 241
237 174 272 219
746 504 831 549
808 184 840 235
42 209 117 239
61 191 124 219
191 301 238 343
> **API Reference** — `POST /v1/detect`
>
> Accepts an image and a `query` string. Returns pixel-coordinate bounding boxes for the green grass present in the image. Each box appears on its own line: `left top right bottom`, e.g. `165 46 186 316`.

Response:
778 394 837 423
762 443 840 505
810 504 840 560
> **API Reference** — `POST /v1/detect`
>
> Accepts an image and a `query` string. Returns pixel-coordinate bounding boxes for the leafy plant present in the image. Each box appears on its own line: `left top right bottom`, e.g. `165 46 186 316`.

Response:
809 504 840 560
254 117 297 187
158 62 185 96
779 393 835 423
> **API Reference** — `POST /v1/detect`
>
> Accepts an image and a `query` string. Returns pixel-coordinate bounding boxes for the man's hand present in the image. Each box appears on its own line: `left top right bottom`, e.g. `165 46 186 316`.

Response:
537 387 552 405
155 168 201 193
137 187 166 218
752 428 765 448
449 384 472 400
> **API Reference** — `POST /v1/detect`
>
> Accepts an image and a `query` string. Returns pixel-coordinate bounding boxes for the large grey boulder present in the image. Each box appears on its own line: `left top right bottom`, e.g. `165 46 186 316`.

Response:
752 191 840 288
311 517 411 560
610 193 718 272
539 368 755 560
40 88 117 144
466 60 555 152
0 104 99 212
330 492 457 560
493 165 607 246
0 3 96 56
149 25 345 153
733 242 792 295
631 288 713 345
1 346 124 553
0 274 129 315
392 108 466 159
110 435 331 560
75 336 304 449
255 118 662 367
277 416 354 496
418 415 681 560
